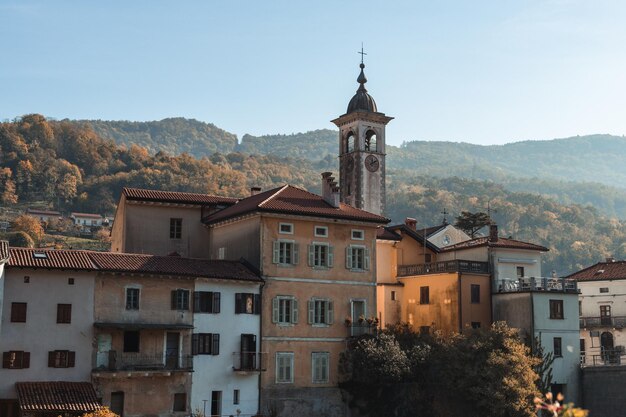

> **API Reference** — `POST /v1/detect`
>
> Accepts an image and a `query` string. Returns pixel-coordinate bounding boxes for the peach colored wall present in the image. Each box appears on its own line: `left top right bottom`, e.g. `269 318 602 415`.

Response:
394 232 437 266
459 273 492 331
375 240 397 283
377 284 402 328
110 195 126 252
400 273 460 333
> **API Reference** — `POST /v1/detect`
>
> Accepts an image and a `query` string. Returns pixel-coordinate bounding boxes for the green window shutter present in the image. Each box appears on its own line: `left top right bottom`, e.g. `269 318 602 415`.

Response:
327 300 334 324
328 245 334 267
272 298 279 323
272 241 280 264
293 243 299 265
292 298 299 324
346 246 352 270
308 300 314 324
308 245 314 267
364 247 371 270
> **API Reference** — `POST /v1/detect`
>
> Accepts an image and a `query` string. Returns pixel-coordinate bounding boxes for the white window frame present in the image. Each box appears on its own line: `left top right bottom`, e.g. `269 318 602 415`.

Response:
312 352 330 383
351 229 364 240
279 223 294 235
273 239 299 266
217 247 226 260
308 298 334 326
308 242 334 269
272 296 299 325
314 226 328 238
276 352 294 383
346 245 370 271
125 286 140 310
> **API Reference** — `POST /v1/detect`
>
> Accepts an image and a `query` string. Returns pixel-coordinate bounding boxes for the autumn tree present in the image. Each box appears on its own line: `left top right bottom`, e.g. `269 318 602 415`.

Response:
0 168 18 204
12 214 44 243
454 211 492 238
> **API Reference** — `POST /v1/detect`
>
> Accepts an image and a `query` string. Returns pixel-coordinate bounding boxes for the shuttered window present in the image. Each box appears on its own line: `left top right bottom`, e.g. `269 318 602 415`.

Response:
10 303 26 323
171 289 190 310
312 352 330 383
308 243 334 268
272 296 298 325
194 291 221 313
346 245 370 271
48 350 76 368
272 240 299 265
56 304 72 324
2 351 30 369
235 293 260 314
308 299 333 325
192 333 220 355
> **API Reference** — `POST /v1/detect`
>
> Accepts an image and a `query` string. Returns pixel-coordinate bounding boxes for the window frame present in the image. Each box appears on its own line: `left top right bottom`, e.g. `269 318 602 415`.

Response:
56 304 72 324
48 350 76 368
308 242 334 269
2 351 30 369
351 229 364 240
273 239 299 266
308 298 334 326
192 333 220 356
553 337 563 357
194 291 221 314
346 245 370 271
420 286 430 305
273 296 298 325
311 352 330 383
549 299 564 320
169 218 182 239
516 266 525 278
235 293 260 314
279 222 294 235
600 287 609 293
276 352 294 383
171 289 190 311
314 226 328 238
173 393 187 412
10 302 27 323
126 287 140 310
470 284 480 304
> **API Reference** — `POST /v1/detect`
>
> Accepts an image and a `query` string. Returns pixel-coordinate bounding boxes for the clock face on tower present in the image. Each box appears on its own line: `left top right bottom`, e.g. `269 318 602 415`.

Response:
365 155 379 172
346 156 354 173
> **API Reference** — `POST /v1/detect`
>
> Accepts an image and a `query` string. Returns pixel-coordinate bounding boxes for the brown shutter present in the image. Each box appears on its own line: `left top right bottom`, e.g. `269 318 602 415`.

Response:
254 294 261 315
213 292 221 314
48 351 56 367
68 351 76 368
192 334 199 355
235 293 242 314
2 352 10 368
193 292 200 312
171 290 177 310
212 334 220 356
22 352 30 368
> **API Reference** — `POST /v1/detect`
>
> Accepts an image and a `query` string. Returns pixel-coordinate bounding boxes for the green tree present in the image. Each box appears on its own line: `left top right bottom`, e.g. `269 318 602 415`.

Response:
454 211 492 238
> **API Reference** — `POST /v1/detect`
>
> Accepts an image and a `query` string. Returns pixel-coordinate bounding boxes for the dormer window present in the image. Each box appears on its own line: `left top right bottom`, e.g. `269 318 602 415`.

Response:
279 223 293 234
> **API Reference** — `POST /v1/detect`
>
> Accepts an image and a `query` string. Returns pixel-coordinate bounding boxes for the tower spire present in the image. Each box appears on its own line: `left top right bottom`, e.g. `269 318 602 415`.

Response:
357 44 368 91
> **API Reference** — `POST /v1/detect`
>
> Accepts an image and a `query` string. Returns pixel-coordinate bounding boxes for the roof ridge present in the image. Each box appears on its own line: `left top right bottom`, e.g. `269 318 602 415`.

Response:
124 187 240 201
258 184 289 208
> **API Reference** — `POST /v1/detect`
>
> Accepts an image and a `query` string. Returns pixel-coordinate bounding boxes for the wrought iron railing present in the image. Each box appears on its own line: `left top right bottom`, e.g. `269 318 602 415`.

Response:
232 352 267 372
397 260 489 277
579 316 626 328
348 324 377 337
99 351 193 371
581 350 625 366
495 277 578 293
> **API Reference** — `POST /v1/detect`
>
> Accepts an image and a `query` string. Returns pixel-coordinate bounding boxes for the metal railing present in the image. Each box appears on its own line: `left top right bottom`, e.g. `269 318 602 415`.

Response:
349 324 377 337
232 352 267 372
99 351 193 371
580 316 626 328
397 260 489 277
495 277 578 293
581 350 625 366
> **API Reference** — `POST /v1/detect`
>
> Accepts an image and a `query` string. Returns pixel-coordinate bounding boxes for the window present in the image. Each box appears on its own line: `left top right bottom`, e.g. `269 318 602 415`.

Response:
48 350 75 368
351 229 364 240
233 389 240 405
170 218 182 239
600 287 609 293
420 287 429 305
171 289 190 311
308 243 334 268
553 337 562 357
10 303 26 323
273 240 299 265
217 247 226 260
314 226 328 237
68 278 74 285
235 293 260 314
471 322 481 329
126 288 140 310
2 351 30 369
56 304 72 324
424 253 432 263
391 291 396 301
516 266 525 278
23 276 29 283
346 245 370 271
600 305 612 325
210 391 222 417
123 331 140 352
308 299 334 325
346 132 355 153
312 352 330 383
279 223 293 234
192 333 220 355
549 299 564 319
273 296 298 325
365 130 377 152
471 284 480 304
276 352 294 383
173 393 186 412
194 291 221 313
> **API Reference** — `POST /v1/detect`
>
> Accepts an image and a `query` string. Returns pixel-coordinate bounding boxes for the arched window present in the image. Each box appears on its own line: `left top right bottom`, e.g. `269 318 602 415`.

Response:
365 130 377 152
346 132 355 153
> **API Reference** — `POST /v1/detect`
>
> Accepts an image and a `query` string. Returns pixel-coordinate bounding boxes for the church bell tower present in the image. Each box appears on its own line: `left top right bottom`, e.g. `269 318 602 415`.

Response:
331 55 393 216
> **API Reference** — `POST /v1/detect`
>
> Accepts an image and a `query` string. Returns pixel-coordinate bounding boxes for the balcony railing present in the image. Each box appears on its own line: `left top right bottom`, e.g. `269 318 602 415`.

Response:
495 277 578 293
232 352 267 372
581 350 625 366
397 260 489 277
580 316 626 328
98 351 193 372
348 324 377 337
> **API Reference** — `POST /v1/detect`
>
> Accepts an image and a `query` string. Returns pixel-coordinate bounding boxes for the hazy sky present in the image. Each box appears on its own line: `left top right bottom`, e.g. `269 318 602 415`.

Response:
1 0 625 146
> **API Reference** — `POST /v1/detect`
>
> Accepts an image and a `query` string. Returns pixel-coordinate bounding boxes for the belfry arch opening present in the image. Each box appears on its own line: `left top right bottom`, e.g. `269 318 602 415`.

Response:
345 132 355 153
365 130 377 152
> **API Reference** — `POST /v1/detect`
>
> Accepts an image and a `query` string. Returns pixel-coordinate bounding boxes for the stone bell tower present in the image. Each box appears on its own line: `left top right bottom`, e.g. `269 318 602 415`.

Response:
331 57 393 216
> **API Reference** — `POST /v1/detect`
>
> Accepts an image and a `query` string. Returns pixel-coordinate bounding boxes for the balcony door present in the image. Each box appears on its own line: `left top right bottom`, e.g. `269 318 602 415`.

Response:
351 300 366 336
601 331 615 363
600 305 612 326
241 334 256 370
166 332 180 369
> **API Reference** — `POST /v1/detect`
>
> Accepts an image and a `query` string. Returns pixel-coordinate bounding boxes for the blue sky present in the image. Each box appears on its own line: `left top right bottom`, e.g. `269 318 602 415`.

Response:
1 0 625 146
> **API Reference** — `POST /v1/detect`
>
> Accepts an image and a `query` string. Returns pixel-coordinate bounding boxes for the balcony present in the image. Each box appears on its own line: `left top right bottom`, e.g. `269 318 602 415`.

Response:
232 352 267 372
495 277 578 293
94 351 193 372
580 316 626 329
397 260 489 277
348 324 377 337
581 350 625 367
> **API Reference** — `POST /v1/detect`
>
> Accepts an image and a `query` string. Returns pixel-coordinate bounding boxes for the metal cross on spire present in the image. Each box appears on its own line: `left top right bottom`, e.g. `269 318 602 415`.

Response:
358 43 367 64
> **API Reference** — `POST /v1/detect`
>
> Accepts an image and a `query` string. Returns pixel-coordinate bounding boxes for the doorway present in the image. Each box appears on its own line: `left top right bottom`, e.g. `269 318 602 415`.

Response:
110 392 124 417
166 332 180 369
600 331 616 363
240 334 256 370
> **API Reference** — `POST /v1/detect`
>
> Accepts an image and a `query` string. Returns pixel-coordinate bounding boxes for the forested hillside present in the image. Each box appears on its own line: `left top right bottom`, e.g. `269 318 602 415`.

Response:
1 114 625 274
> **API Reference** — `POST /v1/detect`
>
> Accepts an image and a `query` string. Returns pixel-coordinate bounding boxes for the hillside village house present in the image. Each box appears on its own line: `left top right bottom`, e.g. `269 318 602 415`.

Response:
71 212 104 227
26 208 61 223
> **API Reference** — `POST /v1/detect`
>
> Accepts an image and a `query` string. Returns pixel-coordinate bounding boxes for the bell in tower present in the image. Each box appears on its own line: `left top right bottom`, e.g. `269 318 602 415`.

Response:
331 53 393 216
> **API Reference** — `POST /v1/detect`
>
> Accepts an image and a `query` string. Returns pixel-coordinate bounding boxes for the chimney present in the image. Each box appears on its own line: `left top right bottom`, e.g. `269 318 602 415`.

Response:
321 172 340 208
489 224 499 242
606 256 615 263
404 217 417 231
250 187 262 196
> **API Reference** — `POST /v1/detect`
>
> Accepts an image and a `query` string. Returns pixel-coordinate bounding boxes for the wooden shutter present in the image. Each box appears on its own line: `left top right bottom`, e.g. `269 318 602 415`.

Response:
2 352 10 368
346 246 352 269
22 352 30 368
171 290 177 310
292 299 299 324
193 292 200 312
253 294 261 315
272 241 280 264
235 293 242 314
308 300 314 324
272 298 279 323
364 247 370 270
212 334 220 356
48 351 55 367
192 334 199 355
183 290 189 310
327 300 334 324
328 245 334 267
213 292 221 314
308 245 314 266
68 351 76 368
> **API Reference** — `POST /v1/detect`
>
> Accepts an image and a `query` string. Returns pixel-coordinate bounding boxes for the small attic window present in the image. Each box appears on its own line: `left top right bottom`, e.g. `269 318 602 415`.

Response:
33 252 48 259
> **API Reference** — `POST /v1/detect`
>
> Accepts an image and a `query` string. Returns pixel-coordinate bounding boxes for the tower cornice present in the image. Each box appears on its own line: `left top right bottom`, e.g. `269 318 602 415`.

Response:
331 111 394 127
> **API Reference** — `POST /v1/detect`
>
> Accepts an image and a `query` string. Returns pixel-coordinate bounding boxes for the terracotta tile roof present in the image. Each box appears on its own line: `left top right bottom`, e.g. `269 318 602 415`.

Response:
387 224 447 239
124 187 238 206
0 240 9 263
204 185 389 224
70 212 102 219
379 224 441 252
6 248 261 282
376 227 402 241
440 236 549 252
16 381 100 413
8 248 96 270
27 209 62 216
565 260 626 281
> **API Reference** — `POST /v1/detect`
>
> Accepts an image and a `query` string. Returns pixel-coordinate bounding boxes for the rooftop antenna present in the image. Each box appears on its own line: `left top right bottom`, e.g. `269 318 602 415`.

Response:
486 201 497 222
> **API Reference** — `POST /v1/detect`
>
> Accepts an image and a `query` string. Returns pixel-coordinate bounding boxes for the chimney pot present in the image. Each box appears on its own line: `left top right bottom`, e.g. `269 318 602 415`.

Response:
321 172 340 208
250 187 262 196
489 224 499 242
404 217 417 231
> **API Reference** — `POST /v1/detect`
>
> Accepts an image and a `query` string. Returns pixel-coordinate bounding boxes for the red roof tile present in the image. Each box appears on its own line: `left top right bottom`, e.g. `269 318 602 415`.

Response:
565 260 626 281
376 227 402 241
439 236 549 252
204 185 389 224
124 187 238 205
8 248 96 270
16 381 100 413
70 212 102 219
27 209 62 216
